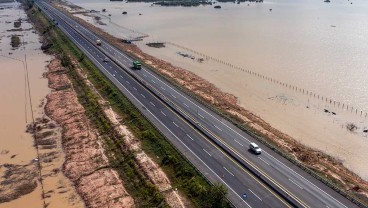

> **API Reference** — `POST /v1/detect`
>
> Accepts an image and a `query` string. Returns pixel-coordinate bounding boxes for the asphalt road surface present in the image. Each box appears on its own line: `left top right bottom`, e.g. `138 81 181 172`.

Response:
36 1 363 207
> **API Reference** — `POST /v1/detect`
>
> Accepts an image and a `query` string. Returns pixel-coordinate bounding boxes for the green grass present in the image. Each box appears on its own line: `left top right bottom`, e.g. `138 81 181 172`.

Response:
14 19 21 28
10 35 20 48
28 4 230 208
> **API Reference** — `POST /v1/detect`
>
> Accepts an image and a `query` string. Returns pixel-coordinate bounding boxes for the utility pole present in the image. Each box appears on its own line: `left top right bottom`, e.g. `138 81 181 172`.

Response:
0 54 28 123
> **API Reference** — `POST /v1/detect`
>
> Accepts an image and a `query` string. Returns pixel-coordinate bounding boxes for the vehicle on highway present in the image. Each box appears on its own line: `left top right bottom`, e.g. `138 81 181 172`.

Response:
249 142 262 154
133 60 142 70
96 39 102 46
103 57 109 62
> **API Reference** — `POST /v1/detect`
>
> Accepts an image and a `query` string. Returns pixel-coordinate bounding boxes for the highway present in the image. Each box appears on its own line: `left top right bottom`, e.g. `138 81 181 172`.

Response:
36 1 362 207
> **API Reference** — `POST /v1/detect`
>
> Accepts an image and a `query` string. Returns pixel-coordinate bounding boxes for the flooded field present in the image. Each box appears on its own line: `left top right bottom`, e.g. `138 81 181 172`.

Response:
71 0 368 179
0 2 83 207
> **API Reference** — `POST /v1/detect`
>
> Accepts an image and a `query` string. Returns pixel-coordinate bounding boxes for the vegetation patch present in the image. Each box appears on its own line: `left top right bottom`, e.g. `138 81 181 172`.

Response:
10 35 20 48
28 3 230 207
0 163 38 203
14 19 21 28
146 42 165 48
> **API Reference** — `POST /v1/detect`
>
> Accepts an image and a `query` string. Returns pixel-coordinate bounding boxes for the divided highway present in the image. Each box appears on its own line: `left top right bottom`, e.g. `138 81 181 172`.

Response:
36 1 362 207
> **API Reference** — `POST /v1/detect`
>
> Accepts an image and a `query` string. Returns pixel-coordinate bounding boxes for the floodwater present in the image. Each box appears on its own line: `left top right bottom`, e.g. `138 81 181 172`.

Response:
0 2 83 207
71 0 368 179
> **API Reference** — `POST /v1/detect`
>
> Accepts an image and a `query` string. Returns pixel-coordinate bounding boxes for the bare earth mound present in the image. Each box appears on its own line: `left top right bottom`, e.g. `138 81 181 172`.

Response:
53 3 368 202
74 58 186 208
45 59 135 208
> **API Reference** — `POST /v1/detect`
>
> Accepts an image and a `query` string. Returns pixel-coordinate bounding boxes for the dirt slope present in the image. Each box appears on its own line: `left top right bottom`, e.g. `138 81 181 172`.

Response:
45 59 135 208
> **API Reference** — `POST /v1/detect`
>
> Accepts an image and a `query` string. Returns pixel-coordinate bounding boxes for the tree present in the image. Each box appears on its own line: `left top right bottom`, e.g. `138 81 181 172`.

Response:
201 183 228 208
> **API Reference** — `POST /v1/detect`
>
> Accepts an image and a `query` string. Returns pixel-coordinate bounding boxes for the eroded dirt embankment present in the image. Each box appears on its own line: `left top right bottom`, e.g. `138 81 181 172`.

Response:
45 59 135 208
72 58 187 208
54 2 368 202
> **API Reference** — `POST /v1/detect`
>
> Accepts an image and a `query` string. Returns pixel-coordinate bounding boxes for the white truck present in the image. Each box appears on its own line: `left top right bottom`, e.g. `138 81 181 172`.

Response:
96 39 102 46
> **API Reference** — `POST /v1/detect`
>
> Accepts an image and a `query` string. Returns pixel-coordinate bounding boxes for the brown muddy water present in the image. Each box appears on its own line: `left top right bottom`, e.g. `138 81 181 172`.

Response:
71 0 368 179
0 2 83 208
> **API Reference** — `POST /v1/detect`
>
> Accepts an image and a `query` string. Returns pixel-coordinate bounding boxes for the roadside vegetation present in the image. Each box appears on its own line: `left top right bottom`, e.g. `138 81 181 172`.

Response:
26 2 230 207
14 19 21 28
10 35 20 48
38 0 368 207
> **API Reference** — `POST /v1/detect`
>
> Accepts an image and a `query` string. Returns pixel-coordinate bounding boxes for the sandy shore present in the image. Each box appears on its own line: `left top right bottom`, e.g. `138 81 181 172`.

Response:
52 3 368 202
71 1 368 181
74 7 368 180
138 42 368 179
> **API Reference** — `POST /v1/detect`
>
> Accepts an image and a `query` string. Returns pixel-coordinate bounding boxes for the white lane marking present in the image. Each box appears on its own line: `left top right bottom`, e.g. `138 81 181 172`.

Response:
143 74 147 77
109 65 112 68
248 189 262 201
150 102 155 107
289 178 303 189
120 75 123 78
44 14 251 208
49 14 264 208
64 43 250 207
223 167 234 177
161 87 165 91
141 94 145 98
259 157 270 166
172 122 179 127
161 111 166 117
264 150 346 207
114 71 117 74
183 103 189 108
198 113 204 119
151 79 156 83
234 139 243 147
97 54 99 57
187 134 194 141
214 125 222 131
133 87 137 91
203 149 212 157
126 80 130 84
171 94 176 98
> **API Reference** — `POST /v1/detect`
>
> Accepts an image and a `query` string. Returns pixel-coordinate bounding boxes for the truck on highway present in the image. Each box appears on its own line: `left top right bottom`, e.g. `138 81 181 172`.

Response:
133 61 142 70
96 39 102 46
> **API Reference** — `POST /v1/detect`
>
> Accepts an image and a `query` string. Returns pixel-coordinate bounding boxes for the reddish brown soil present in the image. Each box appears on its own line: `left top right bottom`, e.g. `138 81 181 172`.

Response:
73 58 187 208
53 3 368 204
45 59 135 208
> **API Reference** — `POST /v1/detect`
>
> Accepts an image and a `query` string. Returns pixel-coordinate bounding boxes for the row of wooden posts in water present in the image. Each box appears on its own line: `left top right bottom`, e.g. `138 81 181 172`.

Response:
164 41 367 118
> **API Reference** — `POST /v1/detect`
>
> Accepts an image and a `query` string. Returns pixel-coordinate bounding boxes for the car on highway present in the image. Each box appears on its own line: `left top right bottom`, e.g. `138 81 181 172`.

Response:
249 142 262 154
103 57 109 62
133 60 142 70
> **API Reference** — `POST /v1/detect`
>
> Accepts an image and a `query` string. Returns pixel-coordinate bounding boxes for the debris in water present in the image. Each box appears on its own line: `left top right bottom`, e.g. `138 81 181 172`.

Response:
146 42 165 48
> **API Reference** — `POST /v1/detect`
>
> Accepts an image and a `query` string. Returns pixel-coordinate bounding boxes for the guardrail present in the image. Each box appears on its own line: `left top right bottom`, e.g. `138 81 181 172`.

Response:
135 48 368 208
36 2 236 207
38 3 368 207
48 6 303 207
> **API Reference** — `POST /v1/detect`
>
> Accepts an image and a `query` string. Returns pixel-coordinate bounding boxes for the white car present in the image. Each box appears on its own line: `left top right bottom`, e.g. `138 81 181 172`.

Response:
103 57 109 62
249 142 262 154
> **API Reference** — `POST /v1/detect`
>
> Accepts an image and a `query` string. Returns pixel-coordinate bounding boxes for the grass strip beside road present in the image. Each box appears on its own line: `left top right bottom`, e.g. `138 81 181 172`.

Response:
29 5 230 208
